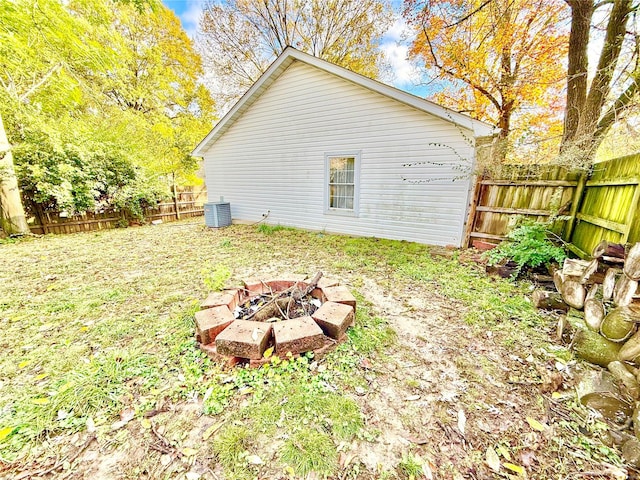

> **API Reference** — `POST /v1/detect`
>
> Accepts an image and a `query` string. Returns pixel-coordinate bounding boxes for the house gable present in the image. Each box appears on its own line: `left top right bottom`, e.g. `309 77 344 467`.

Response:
193 47 493 157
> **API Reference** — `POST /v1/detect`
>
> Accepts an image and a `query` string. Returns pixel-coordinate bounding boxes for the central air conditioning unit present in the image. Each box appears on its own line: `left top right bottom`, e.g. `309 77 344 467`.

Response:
204 201 231 228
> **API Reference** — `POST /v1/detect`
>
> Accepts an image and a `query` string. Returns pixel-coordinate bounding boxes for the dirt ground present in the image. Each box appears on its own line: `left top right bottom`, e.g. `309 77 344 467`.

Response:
0 223 631 479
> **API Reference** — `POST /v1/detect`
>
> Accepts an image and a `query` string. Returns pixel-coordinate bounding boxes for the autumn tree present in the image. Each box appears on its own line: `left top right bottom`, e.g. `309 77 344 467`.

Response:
198 0 393 108
560 0 640 167
404 0 568 162
0 0 215 224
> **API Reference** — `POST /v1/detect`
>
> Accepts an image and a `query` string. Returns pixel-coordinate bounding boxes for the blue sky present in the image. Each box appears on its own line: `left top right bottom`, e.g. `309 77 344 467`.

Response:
161 0 430 97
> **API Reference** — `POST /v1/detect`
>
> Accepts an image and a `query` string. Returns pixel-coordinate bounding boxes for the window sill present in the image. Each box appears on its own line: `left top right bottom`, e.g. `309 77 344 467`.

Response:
324 208 358 217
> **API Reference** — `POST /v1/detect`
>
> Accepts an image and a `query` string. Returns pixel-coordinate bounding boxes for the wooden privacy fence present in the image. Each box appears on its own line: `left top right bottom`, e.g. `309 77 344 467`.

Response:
465 153 640 257
27 186 207 235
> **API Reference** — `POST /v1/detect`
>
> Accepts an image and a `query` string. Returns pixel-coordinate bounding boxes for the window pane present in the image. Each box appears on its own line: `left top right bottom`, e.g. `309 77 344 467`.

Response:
328 156 356 210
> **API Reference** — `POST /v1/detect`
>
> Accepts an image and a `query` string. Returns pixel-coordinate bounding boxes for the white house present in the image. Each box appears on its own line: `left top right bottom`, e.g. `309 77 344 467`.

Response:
193 47 494 247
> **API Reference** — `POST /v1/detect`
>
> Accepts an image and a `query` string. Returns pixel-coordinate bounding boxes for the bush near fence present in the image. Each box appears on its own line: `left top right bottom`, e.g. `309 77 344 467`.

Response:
25 187 207 235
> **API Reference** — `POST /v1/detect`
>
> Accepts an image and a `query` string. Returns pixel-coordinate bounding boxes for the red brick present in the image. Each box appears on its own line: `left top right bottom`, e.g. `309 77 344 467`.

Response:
199 343 242 367
312 301 355 339
272 316 325 356
317 278 340 289
242 278 270 296
201 289 240 310
320 286 356 310
215 320 272 360
266 280 296 292
195 306 235 344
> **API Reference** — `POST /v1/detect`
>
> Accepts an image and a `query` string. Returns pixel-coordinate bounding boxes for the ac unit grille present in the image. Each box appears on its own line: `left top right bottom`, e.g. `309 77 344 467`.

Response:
204 202 231 228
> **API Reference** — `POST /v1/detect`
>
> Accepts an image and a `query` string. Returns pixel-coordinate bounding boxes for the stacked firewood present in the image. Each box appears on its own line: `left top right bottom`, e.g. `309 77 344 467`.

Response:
534 241 640 462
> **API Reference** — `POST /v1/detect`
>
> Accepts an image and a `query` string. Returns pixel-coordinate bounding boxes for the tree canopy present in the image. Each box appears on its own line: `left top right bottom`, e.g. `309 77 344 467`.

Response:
0 0 215 219
198 0 393 109
561 0 640 167
404 0 568 163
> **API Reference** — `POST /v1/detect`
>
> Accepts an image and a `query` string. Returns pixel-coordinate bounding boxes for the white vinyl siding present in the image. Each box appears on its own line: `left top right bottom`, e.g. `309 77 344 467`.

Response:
203 61 476 246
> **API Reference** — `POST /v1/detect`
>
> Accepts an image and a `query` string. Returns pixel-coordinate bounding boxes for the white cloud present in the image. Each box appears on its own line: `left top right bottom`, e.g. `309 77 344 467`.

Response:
379 16 423 90
180 0 207 39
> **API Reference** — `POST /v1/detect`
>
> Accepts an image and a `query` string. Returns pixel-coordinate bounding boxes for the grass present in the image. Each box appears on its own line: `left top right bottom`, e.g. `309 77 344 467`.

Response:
0 221 623 478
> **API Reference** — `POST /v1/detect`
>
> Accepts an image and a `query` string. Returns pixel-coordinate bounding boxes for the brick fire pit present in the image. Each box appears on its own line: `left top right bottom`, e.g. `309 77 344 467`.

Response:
195 275 356 366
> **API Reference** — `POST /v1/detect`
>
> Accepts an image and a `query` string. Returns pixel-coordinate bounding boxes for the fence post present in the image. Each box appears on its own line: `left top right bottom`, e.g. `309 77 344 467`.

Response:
173 183 180 221
564 172 587 243
463 173 483 248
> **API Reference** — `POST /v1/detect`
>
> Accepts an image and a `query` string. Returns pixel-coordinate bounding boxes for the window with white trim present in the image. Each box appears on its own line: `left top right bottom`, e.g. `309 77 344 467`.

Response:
326 153 359 214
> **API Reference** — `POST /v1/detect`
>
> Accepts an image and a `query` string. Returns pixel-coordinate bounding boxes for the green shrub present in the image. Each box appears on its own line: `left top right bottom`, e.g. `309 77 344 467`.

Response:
485 220 566 277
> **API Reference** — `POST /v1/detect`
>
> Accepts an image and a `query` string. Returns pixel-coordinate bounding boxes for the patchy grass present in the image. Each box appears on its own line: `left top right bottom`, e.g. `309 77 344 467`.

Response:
0 222 627 478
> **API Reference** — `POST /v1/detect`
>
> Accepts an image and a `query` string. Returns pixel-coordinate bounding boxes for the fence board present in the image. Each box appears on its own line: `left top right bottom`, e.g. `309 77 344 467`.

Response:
26 186 207 235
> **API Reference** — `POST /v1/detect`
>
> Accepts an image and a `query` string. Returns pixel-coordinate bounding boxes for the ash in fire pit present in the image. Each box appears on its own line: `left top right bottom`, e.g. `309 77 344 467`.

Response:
195 272 356 365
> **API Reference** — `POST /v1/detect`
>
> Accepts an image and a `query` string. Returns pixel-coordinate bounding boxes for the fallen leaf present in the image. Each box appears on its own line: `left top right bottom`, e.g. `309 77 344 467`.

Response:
497 445 512 461
246 454 263 465
251 329 259 341
526 417 547 432
18 361 29 369
120 408 135 422
58 381 74 393
457 409 467 437
520 449 537 467
140 418 152 429
404 395 421 401
34 373 48 381
86 417 96 433
181 447 197 457
0 427 14 441
31 397 50 405
160 454 171 466
263 347 274 359
486 447 500 473
405 435 428 445
185 471 200 480
203 422 224 440
503 463 525 475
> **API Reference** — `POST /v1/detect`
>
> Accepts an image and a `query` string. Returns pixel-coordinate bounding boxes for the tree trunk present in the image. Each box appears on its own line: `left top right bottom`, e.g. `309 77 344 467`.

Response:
562 0 594 146
0 113 29 235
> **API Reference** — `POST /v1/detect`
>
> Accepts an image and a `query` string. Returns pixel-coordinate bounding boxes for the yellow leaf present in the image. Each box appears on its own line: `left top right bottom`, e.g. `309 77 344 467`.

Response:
80 326 89 332
526 417 547 432
485 447 501 473
263 347 274 359
58 382 74 393
34 373 48 380
181 447 197 457
551 392 562 399
31 397 50 405
0 427 14 441
140 418 151 429
18 361 29 369
497 445 511 461
503 463 525 475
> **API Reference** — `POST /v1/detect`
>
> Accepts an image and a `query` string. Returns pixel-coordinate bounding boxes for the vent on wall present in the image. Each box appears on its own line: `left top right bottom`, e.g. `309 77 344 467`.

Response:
204 202 231 228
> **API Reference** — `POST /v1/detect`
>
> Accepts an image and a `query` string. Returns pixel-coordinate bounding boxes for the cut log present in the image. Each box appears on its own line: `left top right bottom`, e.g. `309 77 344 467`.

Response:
614 274 638 307
603 268 621 301
585 284 599 302
620 330 640 363
593 241 626 260
577 370 633 421
622 438 640 466
625 242 640 281
558 278 585 309
562 258 598 284
584 299 605 331
531 290 568 312
553 269 565 293
600 307 637 342
556 315 568 342
608 361 640 399
574 329 622 367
